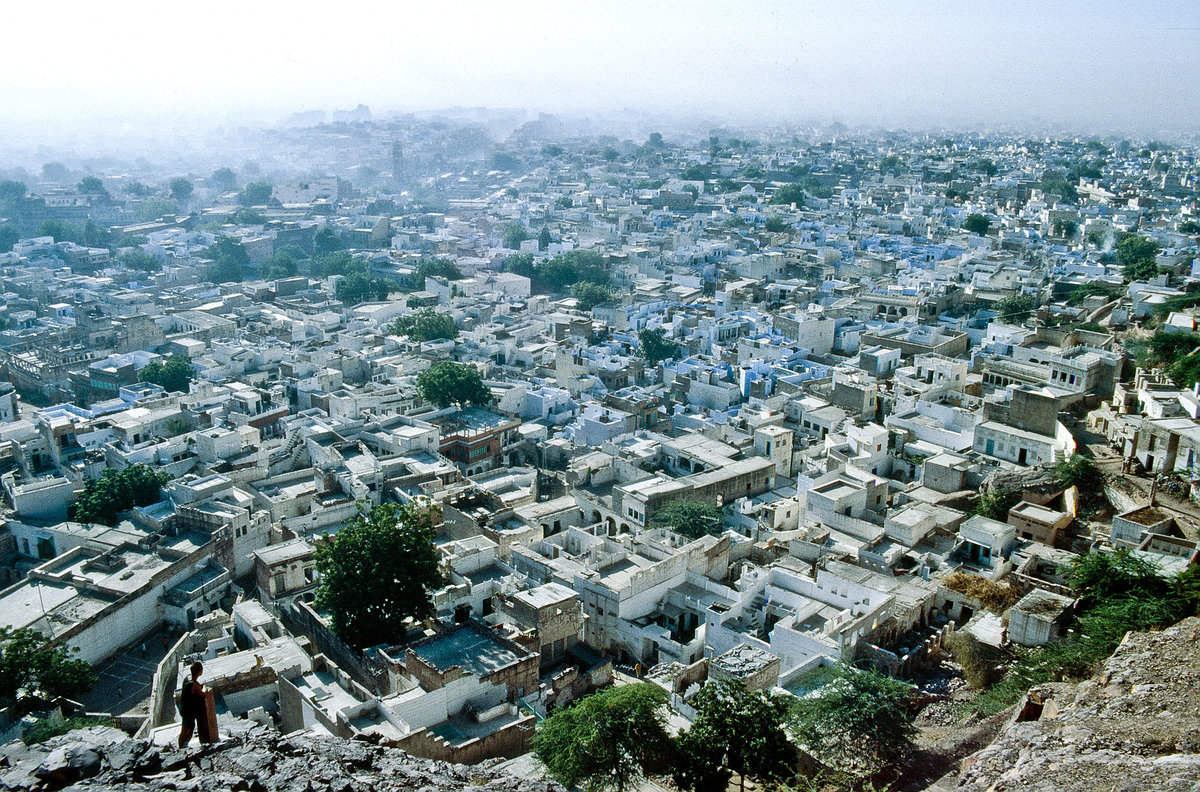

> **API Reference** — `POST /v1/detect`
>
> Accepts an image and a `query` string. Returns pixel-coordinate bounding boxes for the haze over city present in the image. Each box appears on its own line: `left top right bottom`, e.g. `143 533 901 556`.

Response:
4 0 1200 152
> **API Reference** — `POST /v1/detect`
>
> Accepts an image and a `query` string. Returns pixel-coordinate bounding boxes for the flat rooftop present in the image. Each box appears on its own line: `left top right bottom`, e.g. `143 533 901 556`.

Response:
410 625 526 677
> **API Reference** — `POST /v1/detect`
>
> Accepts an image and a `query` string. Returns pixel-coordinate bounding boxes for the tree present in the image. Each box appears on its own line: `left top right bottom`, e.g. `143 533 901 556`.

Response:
650 498 724 538
312 250 355 277
675 680 793 792
417 361 489 408
36 220 81 244
970 488 1019 521
600 146 619 162
638 327 680 365
77 176 107 196
204 236 249 283
790 665 916 775
238 181 273 206
259 250 298 280
336 270 396 305
0 628 96 708
770 183 805 207
0 180 25 206
538 225 552 251
1116 233 1161 282
763 215 789 233
408 257 463 289
647 132 665 148
1051 218 1078 239
211 167 237 191
995 294 1034 323
0 224 19 254
168 177 194 203
68 464 172 526
570 281 615 312
119 249 164 273
314 502 443 650
1054 454 1102 490
390 308 457 342
1069 549 1169 604
541 144 564 158
963 213 990 236
139 354 194 394
500 221 529 250
313 227 343 255
534 683 672 792
42 162 68 183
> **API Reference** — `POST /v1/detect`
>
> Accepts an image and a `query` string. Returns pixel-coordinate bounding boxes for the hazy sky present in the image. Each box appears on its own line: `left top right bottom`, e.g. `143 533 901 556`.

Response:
3 0 1199 142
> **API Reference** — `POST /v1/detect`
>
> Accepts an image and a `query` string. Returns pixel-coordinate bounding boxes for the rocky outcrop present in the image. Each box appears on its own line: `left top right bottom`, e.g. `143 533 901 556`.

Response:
0 723 563 792
953 616 1200 792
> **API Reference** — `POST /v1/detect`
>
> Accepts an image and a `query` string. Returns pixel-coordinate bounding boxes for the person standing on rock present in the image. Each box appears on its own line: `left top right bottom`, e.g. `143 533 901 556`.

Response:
178 661 209 748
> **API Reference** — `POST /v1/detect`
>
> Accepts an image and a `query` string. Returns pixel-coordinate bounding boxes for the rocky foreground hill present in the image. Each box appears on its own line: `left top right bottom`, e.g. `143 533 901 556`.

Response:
0 724 563 792
947 616 1200 791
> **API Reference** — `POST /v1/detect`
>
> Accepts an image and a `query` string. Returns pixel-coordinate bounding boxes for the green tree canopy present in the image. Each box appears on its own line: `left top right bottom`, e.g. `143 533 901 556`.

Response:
1116 233 1161 282
259 249 298 281
638 327 681 365
651 498 724 538
168 177 194 202
139 354 194 394
417 361 489 408
0 628 96 709
963 213 990 236
533 683 672 792
0 224 19 254
1054 453 1102 490
994 294 1034 323
500 221 530 250
119 248 164 273
238 181 273 206
314 502 443 650
313 227 343 255
674 680 794 792
335 270 397 305
390 308 457 342
36 220 81 244
77 176 107 195
68 464 172 526
538 225 552 251
211 167 237 191
1069 549 1169 603
0 180 26 205
790 664 917 775
570 281 616 312
408 257 463 289
505 249 609 294
770 183 805 207
204 236 249 283
312 250 355 277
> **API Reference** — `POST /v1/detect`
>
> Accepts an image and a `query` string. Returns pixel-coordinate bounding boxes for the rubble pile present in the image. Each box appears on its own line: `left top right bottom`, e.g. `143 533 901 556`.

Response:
952 616 1200 791
0 724 562 792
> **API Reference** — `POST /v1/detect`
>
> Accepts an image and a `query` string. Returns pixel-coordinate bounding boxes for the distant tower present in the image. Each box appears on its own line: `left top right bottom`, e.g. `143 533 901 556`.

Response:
391 141 404 184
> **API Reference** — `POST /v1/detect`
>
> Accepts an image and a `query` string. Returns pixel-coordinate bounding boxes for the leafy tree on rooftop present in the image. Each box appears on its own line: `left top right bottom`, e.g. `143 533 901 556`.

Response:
417 360 489 408
963 213 990 236
314 502 442 650
0 628 96 710
139 354 194 394
650 498 724 538
168 177 193 203
637 327 680 366
68 464 171 526
534 683 672 792
390 308 457 342
790 664 917 776
1116 232 1161 282
204 236 249 283
674 679 794 792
